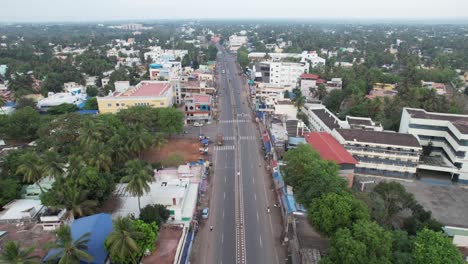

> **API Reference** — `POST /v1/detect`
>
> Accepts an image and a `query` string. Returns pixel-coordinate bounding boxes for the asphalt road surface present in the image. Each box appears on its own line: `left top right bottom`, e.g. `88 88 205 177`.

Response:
197 47 283 264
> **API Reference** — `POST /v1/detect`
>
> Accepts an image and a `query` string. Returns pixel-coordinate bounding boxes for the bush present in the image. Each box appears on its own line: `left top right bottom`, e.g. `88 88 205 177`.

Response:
139 204 171 226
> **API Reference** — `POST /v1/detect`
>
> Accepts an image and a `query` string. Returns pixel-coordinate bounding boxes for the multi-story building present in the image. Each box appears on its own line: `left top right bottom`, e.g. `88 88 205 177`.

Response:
179 80 216 103
302 104 350 133
37 88 87 112
121 23 143 30
97 81 173 114
183 94 213 124
149 62 182 81
332 129 422 178
346 116 383 131
144 46 188 63
299 73 319 97
229 35 248 51
301 51 326 68
399 108 468 183
268 61 309 90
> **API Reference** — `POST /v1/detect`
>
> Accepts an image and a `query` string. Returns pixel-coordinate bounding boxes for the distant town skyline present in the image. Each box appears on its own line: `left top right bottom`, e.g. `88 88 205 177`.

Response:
1 0 468 23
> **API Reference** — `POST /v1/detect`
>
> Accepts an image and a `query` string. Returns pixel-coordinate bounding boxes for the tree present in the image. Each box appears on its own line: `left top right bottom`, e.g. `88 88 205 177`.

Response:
322 221 393 264
105 217 141 264
41 182 98 220
371 182 416 227
3 106 41 140
413 229 464 264
121 160 154 212
85 86 99 97
324 89 345 112
316 84 327 100
0 241 39 264
16 151 45 191
127 126 153 158
309 192 370 235
15 97 36 109
82 97 98 110
47 103 78 115
156 108 184 137
41 150 65 180
46 225 93 264
139 204 171 226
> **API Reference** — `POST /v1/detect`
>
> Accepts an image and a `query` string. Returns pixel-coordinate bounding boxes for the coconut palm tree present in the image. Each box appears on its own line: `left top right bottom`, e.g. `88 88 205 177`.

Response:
41 150 65 180
105 217 142 263
127 126 153 158
16 152 45 192
84 142 113 173
152 132 167 150
46 225 93 264
121 160 153 212
55 184 99 221
0 241 39 264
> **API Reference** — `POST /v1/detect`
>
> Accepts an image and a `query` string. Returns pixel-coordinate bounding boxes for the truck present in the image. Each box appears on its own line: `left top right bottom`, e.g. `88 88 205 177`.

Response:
217 133 223 146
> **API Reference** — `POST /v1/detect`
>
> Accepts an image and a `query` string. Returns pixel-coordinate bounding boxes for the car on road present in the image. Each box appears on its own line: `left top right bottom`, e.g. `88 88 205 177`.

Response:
222 70 225 74
193 122 203 127
201 208 209 219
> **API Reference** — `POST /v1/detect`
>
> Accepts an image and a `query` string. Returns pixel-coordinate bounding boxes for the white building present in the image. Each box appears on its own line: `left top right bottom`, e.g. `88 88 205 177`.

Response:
0 199 43 223
399 108 468 183
268 61 309 90
302 104 350 133
332 129 422 179
106 48 119 57
144 46 188 63
64 82 85 93
149 61 182 81
301 51 326 68
113 179 198 223
229 35 248 51
255 83 286 101
37 89 86 112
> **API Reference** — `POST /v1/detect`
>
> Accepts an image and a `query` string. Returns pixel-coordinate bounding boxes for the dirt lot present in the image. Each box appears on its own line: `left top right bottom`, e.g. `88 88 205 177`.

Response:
0 223 56 258
142 138 201 164
142 225 183 264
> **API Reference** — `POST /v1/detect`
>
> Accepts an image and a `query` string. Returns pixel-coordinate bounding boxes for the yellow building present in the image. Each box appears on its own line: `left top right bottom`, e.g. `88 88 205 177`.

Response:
97 81 173 114
372 83 397 91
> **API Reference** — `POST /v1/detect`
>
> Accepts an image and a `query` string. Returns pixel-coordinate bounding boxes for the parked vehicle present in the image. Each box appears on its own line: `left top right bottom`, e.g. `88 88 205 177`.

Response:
217 133 223 146
193 122 203 127
201 208 209 219
199 147 209 154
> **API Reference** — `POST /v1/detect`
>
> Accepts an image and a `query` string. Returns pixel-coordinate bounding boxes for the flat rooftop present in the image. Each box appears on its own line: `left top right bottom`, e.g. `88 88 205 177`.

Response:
347 116 373 126
311 109 341 130
406 108 468 134
336 129 421 148
192 94 211 104
120 82 170 97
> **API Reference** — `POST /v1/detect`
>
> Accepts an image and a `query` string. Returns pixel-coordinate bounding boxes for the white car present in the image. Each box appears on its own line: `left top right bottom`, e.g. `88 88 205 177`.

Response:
193 122 203 127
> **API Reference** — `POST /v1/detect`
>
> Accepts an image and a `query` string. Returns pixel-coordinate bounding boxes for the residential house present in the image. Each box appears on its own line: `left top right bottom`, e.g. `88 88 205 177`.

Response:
229 35 248 51
366 83 398 99
421 81 446 95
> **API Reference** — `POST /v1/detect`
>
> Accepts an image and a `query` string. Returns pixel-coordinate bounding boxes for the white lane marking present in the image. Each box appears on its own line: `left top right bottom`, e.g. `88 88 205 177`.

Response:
254 193 257 201
224 192 226 200
257 211 259 222
252 176 255 184
259 235 263 247
223 209 225 219
222 232 224 244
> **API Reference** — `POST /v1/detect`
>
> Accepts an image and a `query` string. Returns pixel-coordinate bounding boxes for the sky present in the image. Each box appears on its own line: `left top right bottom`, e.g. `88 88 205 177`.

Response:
1 0 468 22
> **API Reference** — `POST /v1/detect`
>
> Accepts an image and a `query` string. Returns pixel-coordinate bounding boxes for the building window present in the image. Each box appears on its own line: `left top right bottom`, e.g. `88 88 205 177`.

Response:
160 102 164 106
107 103 111 107
116 103 120 107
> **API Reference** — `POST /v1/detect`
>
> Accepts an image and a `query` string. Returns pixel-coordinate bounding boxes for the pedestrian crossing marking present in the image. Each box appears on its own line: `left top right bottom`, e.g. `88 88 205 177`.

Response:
219 119 249 124
214 145 235 151
239 136 256 140
223 136 236 140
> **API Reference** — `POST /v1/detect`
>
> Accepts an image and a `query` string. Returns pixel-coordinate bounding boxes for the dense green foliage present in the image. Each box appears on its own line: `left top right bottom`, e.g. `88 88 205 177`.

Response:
46 225 93 264
237 46 249 70
139 204 171 226
0 241 39 264
105 217 158 264
283 145 459 263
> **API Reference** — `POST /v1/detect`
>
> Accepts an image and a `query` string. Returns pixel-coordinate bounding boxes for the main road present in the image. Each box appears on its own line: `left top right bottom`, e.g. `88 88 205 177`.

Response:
196 47 284 264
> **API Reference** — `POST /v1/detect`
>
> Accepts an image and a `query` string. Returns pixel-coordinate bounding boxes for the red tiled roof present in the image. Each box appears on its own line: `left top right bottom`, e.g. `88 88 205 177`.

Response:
124 82 170 97
300 73 319 80
316 79 326 84
304 132 357 165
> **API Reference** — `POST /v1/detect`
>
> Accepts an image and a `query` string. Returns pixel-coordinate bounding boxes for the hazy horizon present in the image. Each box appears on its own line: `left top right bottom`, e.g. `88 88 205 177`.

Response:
1 0 468 23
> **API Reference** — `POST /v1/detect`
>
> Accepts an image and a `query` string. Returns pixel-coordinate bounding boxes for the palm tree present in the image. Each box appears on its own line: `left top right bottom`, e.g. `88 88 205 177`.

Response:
0 96 5 115
0 241 39 264
127 126 153 158
16 152 45 192
55 184 99 220
41 150 65 180
121 160 153 212
84 142 113 172
105 217 142 263
47 225 93 264
152 132 167 150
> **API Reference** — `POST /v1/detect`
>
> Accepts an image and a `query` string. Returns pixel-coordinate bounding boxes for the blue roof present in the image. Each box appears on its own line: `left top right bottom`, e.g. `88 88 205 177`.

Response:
44 213 113 264
76 110 99 115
